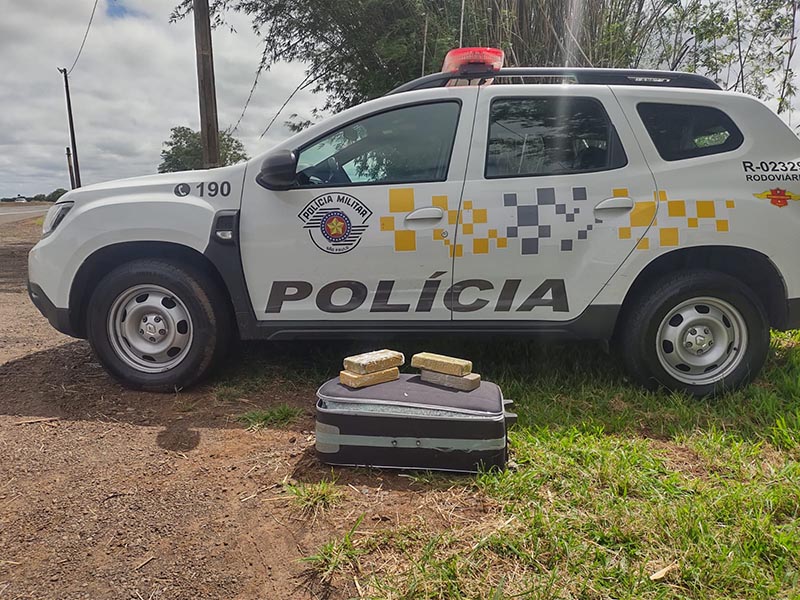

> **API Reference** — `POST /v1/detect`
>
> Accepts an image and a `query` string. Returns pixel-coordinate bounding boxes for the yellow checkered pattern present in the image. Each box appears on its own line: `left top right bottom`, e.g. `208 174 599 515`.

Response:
383 188 418 252
619 190 734 250
385 188 508 257
451 200 504 257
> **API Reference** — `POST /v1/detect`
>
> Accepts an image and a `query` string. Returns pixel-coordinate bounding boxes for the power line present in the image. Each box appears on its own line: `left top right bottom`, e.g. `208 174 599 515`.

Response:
259 71 316 138
231 48 269 134
259 57 338 139
67 0 100 75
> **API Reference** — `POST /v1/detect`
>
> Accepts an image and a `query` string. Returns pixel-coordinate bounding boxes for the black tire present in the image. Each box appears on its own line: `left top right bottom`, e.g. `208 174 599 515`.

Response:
619 269 770 396
86 259 232 392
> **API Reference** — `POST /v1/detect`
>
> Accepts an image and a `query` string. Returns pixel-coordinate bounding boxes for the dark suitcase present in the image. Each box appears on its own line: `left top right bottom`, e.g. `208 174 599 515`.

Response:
315 374 516 473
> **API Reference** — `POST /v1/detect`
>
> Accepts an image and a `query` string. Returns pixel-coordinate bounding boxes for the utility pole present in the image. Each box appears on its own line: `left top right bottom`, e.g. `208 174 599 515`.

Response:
58 68 82 188
193 0 220 169
65 147 76 190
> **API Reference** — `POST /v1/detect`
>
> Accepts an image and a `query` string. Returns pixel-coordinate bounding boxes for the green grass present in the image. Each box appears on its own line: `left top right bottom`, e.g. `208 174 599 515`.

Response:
219 333 800 598
303 514 366 583
286 477 343 516
238 404 303 429
213 342 337 402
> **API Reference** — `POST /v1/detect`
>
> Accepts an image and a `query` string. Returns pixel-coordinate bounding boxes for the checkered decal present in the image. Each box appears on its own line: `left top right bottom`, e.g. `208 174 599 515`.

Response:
622 191 735 251
504 186 604 254
379 188 418 252
381 187 735 256
382 188 512 257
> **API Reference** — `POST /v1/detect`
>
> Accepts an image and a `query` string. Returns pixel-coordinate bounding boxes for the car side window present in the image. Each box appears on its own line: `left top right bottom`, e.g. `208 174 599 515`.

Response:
295 102 461 187
485 96 627 179
637 102 744 161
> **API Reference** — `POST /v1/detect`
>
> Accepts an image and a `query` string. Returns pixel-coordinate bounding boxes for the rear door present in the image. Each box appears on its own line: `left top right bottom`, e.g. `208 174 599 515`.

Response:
453 85 658 320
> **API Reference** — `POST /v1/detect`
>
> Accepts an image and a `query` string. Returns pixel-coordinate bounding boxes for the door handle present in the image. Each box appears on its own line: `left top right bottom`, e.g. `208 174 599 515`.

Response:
595 196 634 210
405 207 444 220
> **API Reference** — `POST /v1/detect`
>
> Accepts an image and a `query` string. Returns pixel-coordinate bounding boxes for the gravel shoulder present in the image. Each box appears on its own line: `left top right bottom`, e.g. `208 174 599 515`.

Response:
0 219 454 599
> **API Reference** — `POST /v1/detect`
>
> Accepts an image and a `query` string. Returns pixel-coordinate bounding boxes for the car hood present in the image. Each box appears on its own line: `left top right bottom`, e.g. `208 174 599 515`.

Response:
55 164 247 205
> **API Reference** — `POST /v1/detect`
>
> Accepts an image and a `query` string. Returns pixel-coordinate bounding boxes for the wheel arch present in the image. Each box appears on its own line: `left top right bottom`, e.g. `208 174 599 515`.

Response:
616 245 788 335
68 241 234 338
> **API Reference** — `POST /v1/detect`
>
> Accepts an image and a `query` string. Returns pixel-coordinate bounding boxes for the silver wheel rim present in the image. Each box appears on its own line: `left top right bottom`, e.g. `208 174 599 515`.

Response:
655 296 747 386
107 284 194 373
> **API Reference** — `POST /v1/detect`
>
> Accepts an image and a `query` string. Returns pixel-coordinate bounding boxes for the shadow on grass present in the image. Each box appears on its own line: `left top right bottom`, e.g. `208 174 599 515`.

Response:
217 332 800 445
2 333 797 459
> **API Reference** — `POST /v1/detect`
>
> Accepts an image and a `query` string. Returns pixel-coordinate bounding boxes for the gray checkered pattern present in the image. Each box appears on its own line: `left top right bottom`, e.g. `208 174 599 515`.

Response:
507 187 600 255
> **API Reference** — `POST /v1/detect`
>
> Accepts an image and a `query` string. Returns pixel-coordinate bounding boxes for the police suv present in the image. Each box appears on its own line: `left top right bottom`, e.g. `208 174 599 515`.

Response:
29 48 800 395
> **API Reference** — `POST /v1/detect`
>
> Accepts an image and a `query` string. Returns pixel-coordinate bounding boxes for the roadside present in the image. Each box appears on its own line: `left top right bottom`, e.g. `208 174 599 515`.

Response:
0 205 49 228
0 217 66 364
1 218 440 599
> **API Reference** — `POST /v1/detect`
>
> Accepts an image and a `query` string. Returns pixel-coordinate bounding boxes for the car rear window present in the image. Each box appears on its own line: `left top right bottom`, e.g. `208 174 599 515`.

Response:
637 103 744 161
485 96 627 179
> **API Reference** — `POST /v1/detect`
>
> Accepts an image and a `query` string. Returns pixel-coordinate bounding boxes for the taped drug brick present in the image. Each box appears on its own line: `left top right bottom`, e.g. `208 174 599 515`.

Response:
339 367 400 389
420 370 481 391
343 349 404 375
410 352 472 376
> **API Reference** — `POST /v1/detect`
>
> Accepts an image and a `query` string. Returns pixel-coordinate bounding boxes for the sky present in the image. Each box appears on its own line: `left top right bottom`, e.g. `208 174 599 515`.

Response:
1 1 797 198
0 0 318 197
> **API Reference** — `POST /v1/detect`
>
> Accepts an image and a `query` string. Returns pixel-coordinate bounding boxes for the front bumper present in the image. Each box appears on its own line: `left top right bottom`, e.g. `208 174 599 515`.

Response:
27 280 80 338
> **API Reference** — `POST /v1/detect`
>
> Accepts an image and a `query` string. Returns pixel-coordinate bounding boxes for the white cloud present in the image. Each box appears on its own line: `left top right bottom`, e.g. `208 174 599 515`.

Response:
0 0 320 196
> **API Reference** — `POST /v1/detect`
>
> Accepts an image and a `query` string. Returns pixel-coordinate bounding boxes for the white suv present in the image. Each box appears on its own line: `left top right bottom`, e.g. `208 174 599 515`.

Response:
28 49 800 395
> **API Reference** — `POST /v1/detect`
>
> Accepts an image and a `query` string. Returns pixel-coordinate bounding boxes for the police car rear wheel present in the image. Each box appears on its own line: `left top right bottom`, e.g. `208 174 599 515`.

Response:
620 270 769 396
86 259 231 392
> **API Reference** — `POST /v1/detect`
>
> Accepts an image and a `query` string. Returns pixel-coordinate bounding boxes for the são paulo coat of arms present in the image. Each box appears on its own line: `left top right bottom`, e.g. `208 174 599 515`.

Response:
298 193 372 254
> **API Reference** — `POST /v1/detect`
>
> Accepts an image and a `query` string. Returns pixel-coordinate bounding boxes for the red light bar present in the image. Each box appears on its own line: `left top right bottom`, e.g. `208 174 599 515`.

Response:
442 47 505 74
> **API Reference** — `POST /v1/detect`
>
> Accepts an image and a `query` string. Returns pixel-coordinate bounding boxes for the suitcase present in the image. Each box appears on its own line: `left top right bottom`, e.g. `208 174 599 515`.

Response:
315 374 516 473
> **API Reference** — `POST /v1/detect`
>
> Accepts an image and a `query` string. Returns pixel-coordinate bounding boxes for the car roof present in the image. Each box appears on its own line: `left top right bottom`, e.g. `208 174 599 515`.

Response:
389 67 720 95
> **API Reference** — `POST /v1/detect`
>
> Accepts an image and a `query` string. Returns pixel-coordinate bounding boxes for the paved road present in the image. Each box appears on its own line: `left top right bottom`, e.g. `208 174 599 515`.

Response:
0 205 48 226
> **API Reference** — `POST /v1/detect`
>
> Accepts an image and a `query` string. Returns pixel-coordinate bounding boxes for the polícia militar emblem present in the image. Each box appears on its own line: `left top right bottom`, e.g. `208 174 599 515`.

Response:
298 193 372 254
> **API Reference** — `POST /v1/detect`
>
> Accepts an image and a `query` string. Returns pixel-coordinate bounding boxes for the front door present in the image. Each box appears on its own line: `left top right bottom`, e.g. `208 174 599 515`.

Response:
239 91 478 322
453 85 659 320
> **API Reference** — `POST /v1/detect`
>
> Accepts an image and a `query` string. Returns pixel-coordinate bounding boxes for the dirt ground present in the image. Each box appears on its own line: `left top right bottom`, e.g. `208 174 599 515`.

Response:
0 219 482 599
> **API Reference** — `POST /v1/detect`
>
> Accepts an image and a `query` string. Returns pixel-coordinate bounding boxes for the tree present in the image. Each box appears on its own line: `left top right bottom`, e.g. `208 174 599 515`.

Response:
172 0 797 120
46 188 68 203
157 126 249 173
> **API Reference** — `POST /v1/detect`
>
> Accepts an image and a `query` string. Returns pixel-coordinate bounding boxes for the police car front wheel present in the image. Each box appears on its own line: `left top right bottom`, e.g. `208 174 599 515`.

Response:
86 259 232 391
620 270 770 396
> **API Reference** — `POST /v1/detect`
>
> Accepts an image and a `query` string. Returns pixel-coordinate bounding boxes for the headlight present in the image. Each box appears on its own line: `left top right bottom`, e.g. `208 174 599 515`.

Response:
42 202 74 238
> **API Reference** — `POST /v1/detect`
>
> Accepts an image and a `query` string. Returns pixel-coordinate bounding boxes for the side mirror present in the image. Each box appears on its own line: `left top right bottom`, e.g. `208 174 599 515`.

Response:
256 149 298 190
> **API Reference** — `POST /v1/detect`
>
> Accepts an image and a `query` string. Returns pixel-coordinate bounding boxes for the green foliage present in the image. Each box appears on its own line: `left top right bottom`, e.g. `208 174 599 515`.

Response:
1 188 66 203
173 0 797 119
218 331 800 597
46 188 68 203
157 125 249 173
649 0 797 108
302 514 366 583
238 404 303 429
285 478 343 515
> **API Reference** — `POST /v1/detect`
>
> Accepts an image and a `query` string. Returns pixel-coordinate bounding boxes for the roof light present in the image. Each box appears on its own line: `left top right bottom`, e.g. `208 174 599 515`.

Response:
441 47 504 75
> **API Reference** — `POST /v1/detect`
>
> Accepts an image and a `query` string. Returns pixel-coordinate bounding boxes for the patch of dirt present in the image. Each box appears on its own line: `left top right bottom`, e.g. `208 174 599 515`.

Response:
0 219 490 599
648 439 710 479
0 220 70 364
